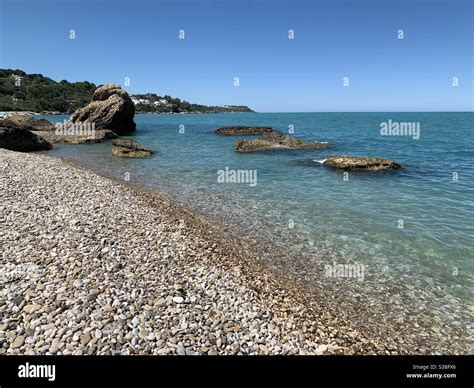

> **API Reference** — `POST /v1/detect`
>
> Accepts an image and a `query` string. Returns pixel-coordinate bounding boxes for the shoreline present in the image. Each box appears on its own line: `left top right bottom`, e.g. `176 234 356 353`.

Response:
0 149 468 355
56 153 470 356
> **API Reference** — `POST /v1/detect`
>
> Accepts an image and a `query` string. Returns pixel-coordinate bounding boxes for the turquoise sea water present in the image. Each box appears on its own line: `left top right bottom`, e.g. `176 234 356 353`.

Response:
45 112 473 345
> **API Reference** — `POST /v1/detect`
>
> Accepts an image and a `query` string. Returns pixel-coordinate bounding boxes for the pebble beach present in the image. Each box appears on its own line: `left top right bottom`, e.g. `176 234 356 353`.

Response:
0 149 468 355
0 149 370 355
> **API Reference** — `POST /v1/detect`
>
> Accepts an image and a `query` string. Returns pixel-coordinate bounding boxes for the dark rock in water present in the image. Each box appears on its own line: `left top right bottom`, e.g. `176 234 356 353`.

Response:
235 130 329 152
0 113 113 145
0 113 55 131
215 126 273 136
323 156 402 171
0 125 53 152
68 84 136 135
112 139 152 158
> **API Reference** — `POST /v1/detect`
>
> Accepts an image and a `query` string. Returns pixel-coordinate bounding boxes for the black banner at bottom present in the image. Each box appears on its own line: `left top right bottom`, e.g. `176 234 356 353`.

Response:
0 355 471 387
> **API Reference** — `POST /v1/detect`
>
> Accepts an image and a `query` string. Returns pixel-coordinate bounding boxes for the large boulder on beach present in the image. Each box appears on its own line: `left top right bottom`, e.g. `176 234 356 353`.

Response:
215 126 273 136
0 113 55 132
323 156 402 171
236 130 329 152
112 139 152 158
68 84 136 135
0 125 53 152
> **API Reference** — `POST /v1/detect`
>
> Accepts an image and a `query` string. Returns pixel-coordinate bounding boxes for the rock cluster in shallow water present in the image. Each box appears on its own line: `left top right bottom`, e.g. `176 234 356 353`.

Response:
323 156 402 171
215 126 274 136
235 130 329 152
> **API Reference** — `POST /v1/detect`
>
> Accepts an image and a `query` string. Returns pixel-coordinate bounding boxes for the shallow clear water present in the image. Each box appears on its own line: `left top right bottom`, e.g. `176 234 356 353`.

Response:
46 112 473 340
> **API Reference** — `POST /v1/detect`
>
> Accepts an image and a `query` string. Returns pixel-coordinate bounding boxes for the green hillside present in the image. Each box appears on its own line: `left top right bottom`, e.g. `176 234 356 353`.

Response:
0 69 96 113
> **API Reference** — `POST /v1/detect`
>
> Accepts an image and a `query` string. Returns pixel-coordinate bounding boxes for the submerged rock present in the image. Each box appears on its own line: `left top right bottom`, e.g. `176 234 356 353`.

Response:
112 139 152 158
215 126 273 136
236 130 329 152
323 156 402 171
0 125 53 152
68 84 136 135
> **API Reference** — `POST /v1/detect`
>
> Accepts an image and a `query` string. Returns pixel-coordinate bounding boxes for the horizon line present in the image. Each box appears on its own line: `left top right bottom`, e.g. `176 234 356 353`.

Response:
2 69 472 114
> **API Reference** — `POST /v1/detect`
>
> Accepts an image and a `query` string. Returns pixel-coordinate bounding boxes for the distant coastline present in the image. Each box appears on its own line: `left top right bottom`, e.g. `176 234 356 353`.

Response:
0 69 254 115
0 110 257 116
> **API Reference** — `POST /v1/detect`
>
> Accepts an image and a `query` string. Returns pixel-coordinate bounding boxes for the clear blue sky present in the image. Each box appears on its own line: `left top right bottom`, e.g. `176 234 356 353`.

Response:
0 0 472 112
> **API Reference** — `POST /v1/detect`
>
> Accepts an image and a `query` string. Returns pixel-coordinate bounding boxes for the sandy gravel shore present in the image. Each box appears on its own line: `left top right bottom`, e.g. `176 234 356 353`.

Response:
0 149 453 355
